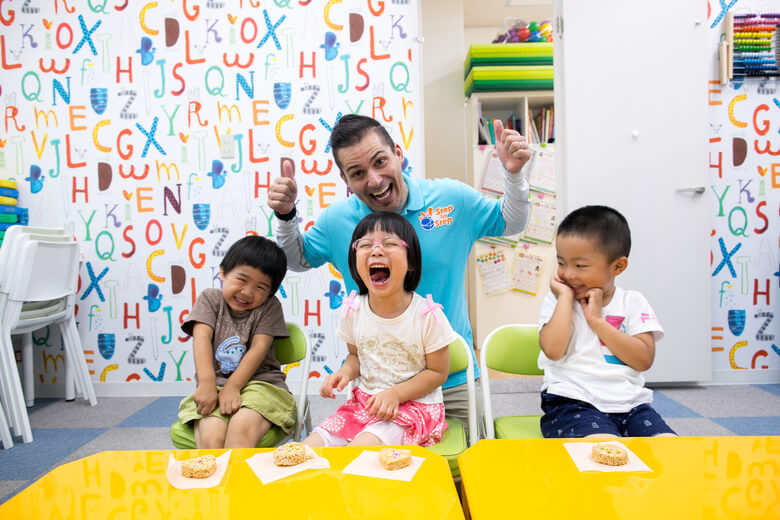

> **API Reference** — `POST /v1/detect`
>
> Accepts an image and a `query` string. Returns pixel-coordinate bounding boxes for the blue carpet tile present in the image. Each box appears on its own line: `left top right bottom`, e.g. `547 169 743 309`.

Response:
0 428 107 481
712 416 780 436
118 396 184 428
651 390 702 418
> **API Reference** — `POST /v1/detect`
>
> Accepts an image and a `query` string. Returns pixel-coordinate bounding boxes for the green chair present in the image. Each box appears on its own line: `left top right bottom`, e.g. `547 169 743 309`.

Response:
480 324 544 439
170 322 312 449
425 334 478 479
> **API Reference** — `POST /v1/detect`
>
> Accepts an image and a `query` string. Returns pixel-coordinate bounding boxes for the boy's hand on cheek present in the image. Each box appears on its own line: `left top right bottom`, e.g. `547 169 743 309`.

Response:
579 288 604 324
193 385 218 416
550 275 574 299
218 385 242 415
366 389 400 421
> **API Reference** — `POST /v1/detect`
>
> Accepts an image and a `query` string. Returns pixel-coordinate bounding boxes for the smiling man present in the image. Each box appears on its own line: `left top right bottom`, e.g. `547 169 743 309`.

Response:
268 114 532 429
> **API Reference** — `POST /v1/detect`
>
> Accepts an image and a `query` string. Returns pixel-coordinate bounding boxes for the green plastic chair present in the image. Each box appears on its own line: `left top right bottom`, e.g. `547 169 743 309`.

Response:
425 334 478 479
480 324 544 439
170 322 312 449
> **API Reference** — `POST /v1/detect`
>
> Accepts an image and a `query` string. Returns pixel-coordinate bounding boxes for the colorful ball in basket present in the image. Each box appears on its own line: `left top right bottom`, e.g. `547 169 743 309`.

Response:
539 22 553 40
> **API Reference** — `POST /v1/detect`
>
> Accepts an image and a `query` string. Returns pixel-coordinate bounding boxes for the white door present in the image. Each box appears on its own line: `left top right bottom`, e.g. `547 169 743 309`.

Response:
553 0 711 382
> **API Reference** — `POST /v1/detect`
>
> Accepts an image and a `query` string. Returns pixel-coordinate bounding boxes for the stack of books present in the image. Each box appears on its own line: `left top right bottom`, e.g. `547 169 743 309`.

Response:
464 43 553 97
0 180 26 248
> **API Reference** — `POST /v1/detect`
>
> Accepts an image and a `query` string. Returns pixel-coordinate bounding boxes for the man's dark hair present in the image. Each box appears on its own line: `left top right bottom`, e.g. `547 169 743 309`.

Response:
330 114 394 170
557 205 631 261
347 211 421 295
220 235 287 295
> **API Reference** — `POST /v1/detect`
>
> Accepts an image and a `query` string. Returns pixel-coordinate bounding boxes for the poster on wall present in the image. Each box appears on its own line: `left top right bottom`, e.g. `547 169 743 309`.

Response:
707 1 778 382
0 1 424 394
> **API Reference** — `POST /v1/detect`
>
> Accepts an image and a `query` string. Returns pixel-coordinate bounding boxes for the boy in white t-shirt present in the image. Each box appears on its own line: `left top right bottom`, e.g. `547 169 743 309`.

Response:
537 205 675 438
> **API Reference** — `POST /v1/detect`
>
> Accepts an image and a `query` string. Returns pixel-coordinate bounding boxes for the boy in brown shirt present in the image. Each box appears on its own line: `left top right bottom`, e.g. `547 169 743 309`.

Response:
177 236 295 448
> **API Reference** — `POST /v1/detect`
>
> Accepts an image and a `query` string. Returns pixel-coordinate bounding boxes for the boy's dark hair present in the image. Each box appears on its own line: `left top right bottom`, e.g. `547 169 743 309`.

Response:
220 236 287 295
330 114 395 170
557 205 631 261
347 212 421 295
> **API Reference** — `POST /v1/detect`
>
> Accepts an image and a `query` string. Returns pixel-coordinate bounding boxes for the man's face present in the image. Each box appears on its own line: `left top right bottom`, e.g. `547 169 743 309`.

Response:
336 130 409 212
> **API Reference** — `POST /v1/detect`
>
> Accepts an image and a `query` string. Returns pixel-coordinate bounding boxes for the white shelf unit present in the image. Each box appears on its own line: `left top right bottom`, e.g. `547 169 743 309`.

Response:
465 91 556 352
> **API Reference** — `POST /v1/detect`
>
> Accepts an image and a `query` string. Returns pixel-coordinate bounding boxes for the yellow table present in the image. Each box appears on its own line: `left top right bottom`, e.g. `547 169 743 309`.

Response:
458 437 780 520
1 446 464 519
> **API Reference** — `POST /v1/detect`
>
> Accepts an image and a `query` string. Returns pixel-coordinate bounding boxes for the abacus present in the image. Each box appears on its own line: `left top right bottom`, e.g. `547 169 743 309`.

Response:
720 11 780 84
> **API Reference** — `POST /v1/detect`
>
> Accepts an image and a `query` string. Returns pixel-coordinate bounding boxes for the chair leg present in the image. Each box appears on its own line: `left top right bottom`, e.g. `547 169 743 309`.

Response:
20 333 34 407
61 319 96 406
0 322 33 443
0 399 13 449
64 352 76 401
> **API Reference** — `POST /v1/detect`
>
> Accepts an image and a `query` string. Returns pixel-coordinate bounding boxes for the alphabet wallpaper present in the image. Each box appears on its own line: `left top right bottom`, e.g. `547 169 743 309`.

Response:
708 0 778 382
0 0 424 394
2 1 777 394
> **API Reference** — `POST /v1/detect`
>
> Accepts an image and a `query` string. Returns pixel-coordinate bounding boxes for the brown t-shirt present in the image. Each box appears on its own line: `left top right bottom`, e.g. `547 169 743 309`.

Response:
182 288 290 391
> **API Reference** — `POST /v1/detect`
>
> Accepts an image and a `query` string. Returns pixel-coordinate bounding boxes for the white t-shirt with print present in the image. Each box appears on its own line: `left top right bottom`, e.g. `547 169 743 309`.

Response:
537 286 664 413
337 292 458 405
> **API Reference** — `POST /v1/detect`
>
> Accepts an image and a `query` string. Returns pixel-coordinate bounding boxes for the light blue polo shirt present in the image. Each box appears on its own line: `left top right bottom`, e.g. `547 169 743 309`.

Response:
302 173 505 388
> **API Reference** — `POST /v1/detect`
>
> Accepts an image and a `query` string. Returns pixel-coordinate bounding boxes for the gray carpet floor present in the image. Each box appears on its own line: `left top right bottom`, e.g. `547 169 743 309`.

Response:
1 379 779 505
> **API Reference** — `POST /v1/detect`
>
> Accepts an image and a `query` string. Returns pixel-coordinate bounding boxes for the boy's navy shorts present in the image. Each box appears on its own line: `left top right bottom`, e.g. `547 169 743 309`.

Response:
540 390 676 438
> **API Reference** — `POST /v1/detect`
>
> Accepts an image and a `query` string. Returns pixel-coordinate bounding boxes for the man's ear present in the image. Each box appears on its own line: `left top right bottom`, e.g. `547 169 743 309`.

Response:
612 256 628 276
394 142 404 162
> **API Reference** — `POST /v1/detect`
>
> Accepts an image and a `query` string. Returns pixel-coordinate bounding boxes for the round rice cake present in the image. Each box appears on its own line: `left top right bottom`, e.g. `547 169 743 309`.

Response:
591 442 628 466
379 447 412 470
181 454 217 478
273 442 310 466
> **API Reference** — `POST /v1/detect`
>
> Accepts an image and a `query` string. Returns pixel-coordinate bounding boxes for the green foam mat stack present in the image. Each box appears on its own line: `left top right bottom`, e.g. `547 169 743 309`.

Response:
0 179 26 248
464 43 553 97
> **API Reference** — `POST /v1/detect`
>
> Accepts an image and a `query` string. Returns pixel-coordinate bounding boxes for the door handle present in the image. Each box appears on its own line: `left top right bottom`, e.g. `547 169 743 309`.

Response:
675 186 705 194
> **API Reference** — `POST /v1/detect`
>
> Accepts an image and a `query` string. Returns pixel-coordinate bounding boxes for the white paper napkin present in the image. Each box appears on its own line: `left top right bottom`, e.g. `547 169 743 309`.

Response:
341 450 425 482
167 450 232 489
564 441 652 472
245 445 330 484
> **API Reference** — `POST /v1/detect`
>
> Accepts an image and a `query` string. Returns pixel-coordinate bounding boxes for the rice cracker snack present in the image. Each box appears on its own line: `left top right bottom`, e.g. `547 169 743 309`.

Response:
273 442 311 466
379 448 412 470
591 442 629 466
181 454 218 478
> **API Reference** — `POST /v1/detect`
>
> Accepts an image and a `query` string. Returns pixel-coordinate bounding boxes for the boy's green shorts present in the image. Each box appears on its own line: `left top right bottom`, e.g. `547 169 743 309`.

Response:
178 381 296 435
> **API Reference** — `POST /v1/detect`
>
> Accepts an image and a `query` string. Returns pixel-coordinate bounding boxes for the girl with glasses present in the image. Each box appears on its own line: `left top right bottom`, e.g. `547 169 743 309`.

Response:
302 212 455 447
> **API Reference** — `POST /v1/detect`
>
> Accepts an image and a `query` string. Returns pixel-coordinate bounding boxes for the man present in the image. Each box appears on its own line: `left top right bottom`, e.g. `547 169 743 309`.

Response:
269 114 531 428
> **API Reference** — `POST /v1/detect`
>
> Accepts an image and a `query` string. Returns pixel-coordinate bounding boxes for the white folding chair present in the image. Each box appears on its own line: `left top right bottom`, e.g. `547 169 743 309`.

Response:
0 234 96 444
0 227 78 409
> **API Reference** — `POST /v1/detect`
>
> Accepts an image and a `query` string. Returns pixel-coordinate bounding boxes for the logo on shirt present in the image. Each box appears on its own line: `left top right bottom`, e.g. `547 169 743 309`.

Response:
601 315 626 366
215 335 246 374
418 205 454 230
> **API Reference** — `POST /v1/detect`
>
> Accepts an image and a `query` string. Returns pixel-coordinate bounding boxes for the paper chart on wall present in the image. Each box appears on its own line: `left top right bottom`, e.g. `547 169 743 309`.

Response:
475 250 513 295
523 191 557 244
526 146 556 193
480 149 505 195
511 251 545 294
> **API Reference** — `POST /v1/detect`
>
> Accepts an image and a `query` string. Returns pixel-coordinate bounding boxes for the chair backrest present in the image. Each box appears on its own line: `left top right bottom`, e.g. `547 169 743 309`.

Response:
275 322 307 365
0 227 70 292
276 322 311 441
480 324 543 439
9 238 80 304
482 324 543 376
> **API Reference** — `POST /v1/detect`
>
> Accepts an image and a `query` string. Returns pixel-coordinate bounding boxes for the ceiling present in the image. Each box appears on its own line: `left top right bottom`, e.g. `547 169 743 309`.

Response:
463 0 553 28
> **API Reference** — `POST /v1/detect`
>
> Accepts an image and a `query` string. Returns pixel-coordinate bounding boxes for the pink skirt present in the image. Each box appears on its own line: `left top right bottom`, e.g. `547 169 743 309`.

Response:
318 387 448 447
